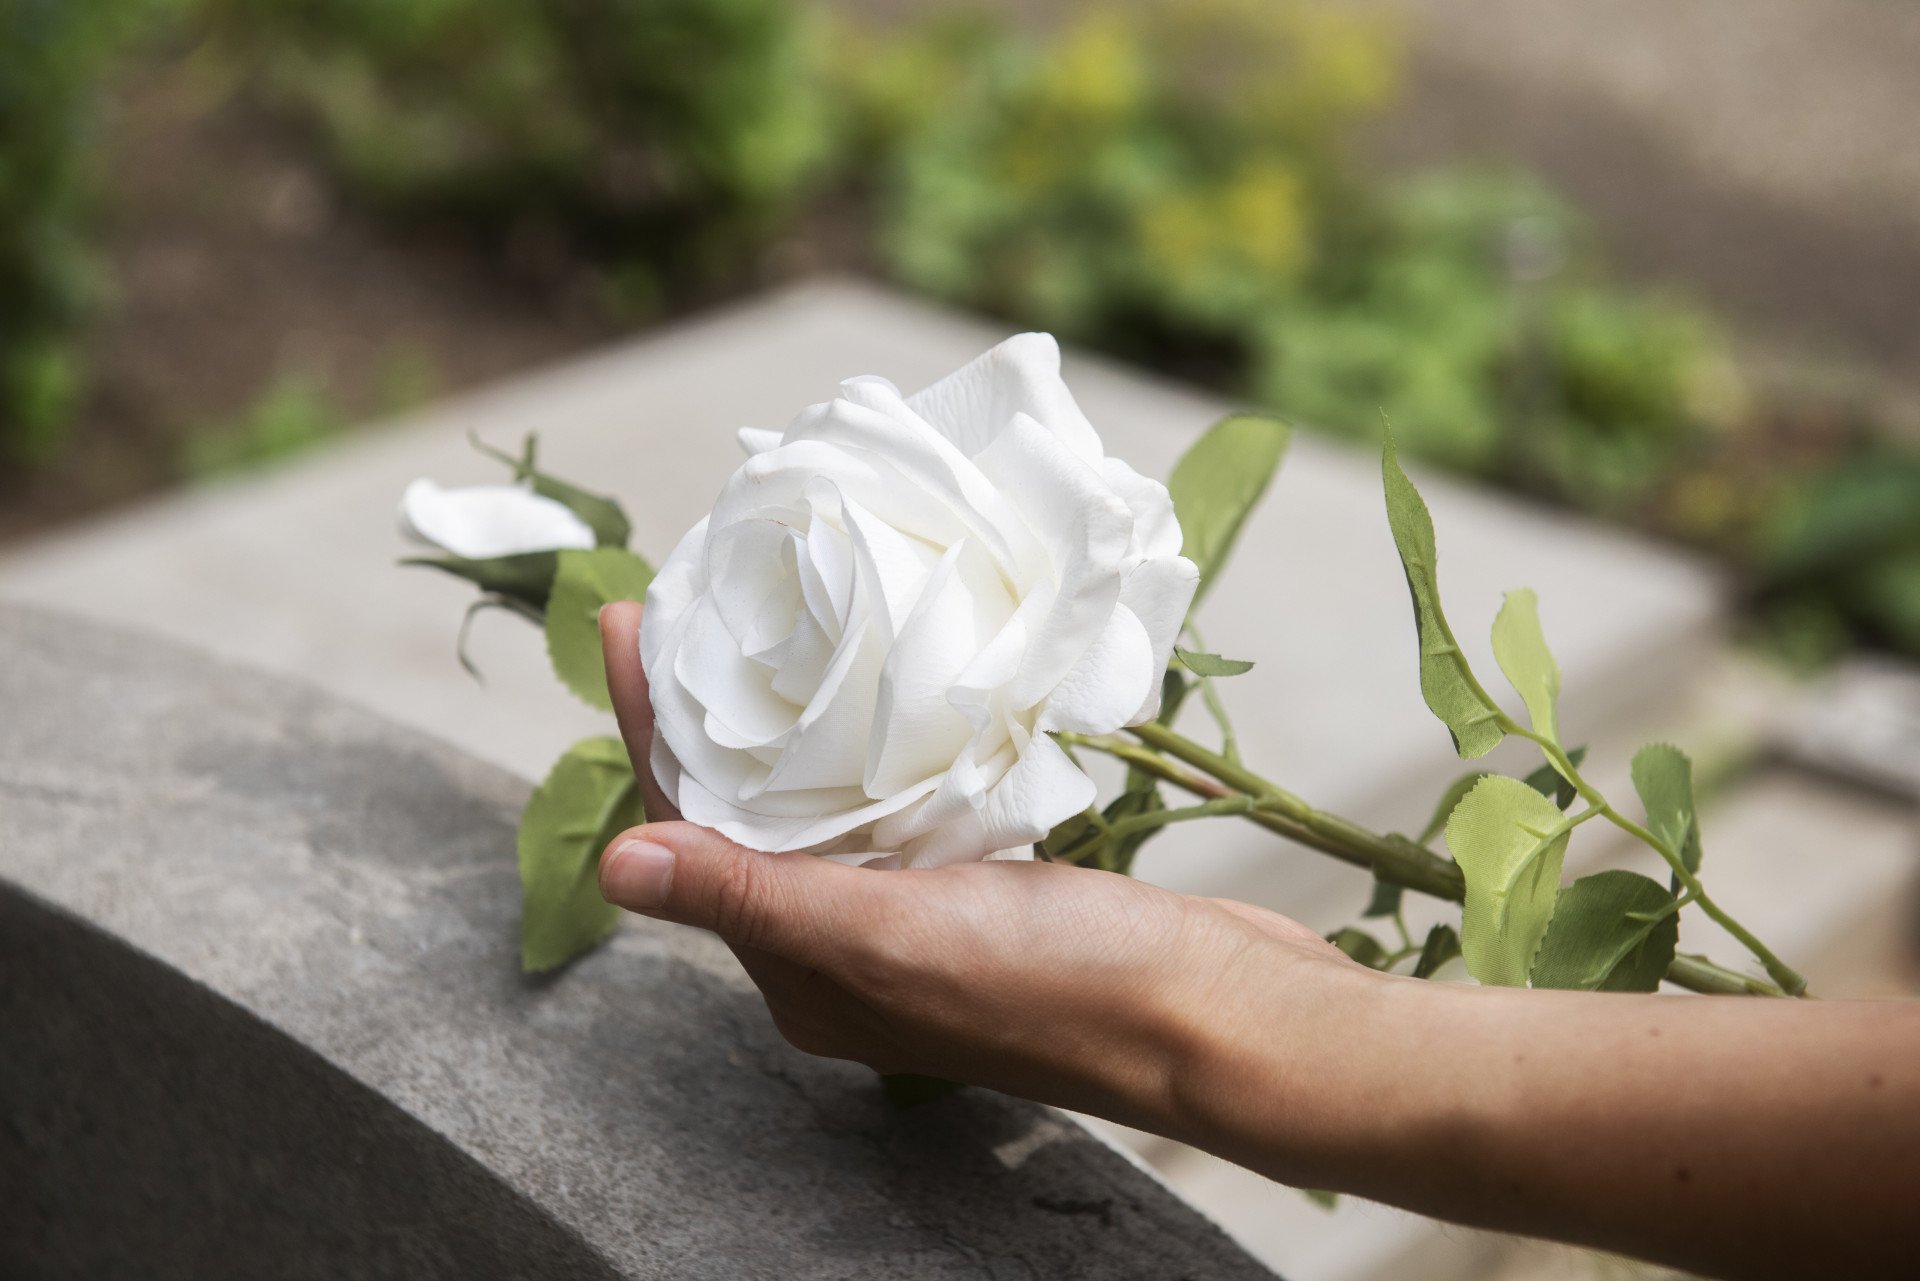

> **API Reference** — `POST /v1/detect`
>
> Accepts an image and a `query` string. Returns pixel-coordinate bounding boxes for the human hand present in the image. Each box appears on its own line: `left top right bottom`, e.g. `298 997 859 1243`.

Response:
594 604 1920 1279
593 600 1373 1134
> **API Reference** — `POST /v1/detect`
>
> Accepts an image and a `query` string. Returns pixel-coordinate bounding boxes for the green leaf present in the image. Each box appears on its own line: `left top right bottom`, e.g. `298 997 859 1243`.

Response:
1174 646 1254 678
530 473 631 550
519 736 643 972
1531 870 1679 992
545 547 656 710
1630 743 1702 876
1848 547 1920 651
1327 927 1390 970
1039 808 1102 864
1169 413 1291 604
1491 588 1561 743
1418 771 1492 846
1361 879 1403 919
1446 775 1577 986
1156 666 1193 725
402 551 558 610
1299 1188 1339 1210
1412 923 1462 979
1522 745 1587 811
455 596 537 682
1382 431 1505 759
475 431 632 548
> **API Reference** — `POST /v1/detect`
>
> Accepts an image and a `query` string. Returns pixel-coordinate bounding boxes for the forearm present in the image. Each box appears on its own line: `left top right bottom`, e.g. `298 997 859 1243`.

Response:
1162 960 1920 1279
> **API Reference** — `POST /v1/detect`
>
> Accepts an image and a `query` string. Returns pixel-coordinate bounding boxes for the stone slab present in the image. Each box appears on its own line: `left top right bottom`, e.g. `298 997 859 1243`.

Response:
0 602 1278 1279
0 278 1726 926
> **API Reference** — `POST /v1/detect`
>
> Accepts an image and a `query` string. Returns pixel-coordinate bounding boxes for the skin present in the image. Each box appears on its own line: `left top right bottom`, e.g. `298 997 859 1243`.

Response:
596 601 1920 1280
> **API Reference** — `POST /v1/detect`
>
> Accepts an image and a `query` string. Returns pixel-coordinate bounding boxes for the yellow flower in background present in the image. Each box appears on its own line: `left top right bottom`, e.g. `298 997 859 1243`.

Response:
1040 13 1147 121
1137 162 1310 301
1146 0 1400 126
1220 162 1310 279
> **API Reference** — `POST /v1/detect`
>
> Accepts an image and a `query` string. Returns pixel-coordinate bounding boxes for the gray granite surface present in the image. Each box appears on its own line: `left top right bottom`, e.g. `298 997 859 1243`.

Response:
0 603 1277 1280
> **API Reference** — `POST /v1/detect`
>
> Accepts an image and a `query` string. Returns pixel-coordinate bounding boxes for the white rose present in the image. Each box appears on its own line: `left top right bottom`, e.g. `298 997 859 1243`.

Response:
399 478 597 559
641 333 1198 867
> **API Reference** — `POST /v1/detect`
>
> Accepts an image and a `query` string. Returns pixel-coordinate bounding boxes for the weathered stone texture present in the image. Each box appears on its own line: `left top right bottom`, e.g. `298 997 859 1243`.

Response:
0 604 1276 1279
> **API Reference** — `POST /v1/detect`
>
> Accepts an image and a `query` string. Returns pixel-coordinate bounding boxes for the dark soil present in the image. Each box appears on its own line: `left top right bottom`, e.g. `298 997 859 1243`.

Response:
0 66 617 544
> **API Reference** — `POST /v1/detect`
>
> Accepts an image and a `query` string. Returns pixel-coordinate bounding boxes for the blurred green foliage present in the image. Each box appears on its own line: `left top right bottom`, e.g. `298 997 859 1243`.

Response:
853 3 1390 360
7 0 1920 663
179 348 437 478
0 0 162 463
202 0 839 316
858 4 1738 517
1256 173 1742 513
179 372 345 478
1759 452 1920 658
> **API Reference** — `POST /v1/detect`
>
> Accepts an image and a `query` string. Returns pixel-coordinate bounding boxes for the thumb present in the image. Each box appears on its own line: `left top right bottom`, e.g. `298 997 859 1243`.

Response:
599 820 878 964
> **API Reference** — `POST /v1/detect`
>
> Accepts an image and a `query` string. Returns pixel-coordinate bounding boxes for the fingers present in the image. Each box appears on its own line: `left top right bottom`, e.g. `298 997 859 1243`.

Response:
727 942 897 1066
599 820 880 966
598 600 677 822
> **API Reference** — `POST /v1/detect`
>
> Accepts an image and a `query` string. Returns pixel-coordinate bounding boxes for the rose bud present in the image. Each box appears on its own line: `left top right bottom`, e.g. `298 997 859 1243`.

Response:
399 478 597 560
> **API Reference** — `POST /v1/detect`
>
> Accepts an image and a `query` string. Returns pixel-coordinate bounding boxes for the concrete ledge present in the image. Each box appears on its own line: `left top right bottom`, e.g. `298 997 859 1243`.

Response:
0 603 1277 1279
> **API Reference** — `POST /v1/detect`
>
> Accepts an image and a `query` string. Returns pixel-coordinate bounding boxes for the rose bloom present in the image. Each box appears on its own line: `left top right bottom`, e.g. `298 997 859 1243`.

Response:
641 335 1198 866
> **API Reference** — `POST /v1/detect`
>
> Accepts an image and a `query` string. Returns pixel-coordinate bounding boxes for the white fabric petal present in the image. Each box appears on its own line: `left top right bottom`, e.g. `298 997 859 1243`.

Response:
737 426 783 456
1100 457 1184 561
1117 555 1200 723
400 479 596 559
779 397 1037 579
683 769 941 853
897 731 1095 868
905 332 1103 462
674 599 795 749
634 332 1192 865
972 413 1132 707
866 545 987 797
1036 604 1155 735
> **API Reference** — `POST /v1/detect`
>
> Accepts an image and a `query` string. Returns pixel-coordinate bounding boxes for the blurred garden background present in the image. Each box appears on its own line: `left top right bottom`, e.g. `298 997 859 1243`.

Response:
5 0 1919 670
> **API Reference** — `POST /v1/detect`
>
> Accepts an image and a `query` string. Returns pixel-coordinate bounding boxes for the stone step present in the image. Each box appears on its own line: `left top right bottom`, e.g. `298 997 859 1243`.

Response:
0 603 1277 1279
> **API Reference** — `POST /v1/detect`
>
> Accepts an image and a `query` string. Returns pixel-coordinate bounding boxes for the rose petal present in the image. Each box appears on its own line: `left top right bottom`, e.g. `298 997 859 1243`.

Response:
1117 555 1200 723
399 479 596 558
749 615 884 795
840 489 941 643
897 730 1094 867
1100 457 1184 561
972 413 1132 707
780 396 1039 582
1036 603 1155 734
737 426 783 456
866 544 990 797
905 332 1103 463
682 767 941 852
675 598 796 750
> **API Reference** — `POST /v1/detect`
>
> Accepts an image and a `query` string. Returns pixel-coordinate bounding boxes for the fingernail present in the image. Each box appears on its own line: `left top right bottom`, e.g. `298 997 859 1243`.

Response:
602 839 675 908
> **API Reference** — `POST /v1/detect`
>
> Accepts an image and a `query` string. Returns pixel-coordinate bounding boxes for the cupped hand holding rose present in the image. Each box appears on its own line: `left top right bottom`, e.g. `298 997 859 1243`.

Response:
598 598 1359 1132
599 602 1920 1281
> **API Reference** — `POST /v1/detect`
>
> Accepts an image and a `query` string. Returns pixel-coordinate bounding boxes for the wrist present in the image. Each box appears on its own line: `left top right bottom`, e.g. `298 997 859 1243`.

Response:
1162 949 1478 1194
